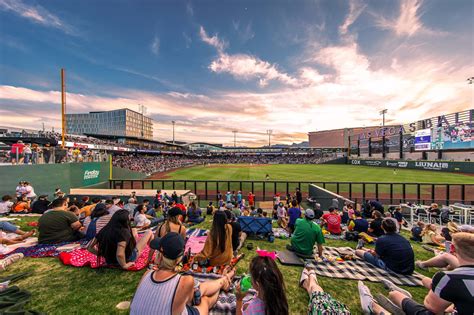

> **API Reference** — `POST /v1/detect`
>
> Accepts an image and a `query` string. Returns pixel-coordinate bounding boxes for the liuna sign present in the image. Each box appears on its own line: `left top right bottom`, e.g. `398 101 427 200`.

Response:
349 159 474 173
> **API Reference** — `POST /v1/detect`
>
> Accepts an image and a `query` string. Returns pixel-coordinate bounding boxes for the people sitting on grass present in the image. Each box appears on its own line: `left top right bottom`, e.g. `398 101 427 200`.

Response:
393 207 408 228
123 198 138 218
206 202 215 216
410 221 425 242
367 210 384 237
300 266 351 315
0 222 35 245
348 211 369 233
321 207 342 235
133 204 155 229
12 196 30 213
155 207 187 239
287 200 301 235
0 195 14 215
130 232 235 315
87 210 153 269
31 195 50 214
187 201 204 224
356 218 414 275
195 211 233 266
79 197 100 219
236 255 289 315
421 224 445 246
385 232 474 315
225 210 243 256
287 209 325 258
83 203 111 240
277 202 288 229
38 197 83 244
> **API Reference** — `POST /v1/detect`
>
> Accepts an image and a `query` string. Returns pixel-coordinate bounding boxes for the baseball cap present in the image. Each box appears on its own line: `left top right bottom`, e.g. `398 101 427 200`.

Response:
305 209 315 219
168 207 182 217
94 203 107 212
149 232 185 259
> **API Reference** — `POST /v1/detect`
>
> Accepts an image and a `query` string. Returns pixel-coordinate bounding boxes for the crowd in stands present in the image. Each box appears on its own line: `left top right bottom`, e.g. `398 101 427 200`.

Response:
112 154 336 174
1 182 473 315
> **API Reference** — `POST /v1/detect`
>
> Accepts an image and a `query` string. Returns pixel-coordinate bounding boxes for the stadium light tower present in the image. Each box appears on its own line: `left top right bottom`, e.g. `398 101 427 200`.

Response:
266 129 273 147
380 109 388 127
171 121 176 144
232 130 237 147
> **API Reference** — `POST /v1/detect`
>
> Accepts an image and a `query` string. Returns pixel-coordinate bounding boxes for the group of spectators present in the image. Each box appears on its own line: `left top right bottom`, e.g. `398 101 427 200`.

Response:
1 182 473 315
112 155 197 174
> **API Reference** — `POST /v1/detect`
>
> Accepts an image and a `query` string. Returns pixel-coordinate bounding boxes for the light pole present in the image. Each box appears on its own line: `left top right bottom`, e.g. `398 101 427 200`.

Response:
379 109 387 127
232 130 237 147
171 121 175 144
266 129 273 147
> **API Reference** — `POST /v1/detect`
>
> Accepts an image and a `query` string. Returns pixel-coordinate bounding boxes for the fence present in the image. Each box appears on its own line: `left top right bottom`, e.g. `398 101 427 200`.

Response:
109 179 474 206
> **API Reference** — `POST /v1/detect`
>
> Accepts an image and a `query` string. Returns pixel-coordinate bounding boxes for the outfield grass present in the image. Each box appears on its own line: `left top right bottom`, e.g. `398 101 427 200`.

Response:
6 216 437 315
163 164 474 183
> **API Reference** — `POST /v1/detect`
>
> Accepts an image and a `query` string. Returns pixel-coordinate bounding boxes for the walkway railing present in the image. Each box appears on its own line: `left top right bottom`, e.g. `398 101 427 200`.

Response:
109 179 474 206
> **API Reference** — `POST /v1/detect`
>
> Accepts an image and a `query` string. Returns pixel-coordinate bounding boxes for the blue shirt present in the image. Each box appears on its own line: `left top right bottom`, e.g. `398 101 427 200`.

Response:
375 233 414 274
226 193 232 202
353 218 369 233
237 194 242 202
288 207 301 225
394 211 403 223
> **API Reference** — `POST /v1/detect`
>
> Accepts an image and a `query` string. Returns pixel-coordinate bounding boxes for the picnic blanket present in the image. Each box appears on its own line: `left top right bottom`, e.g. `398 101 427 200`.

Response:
193 273 256 315
182 254 244 274
185 236 207 255
187 228 208 238
59 244 153 271
0 236 37 256
0 241 73 259
307 247 423 287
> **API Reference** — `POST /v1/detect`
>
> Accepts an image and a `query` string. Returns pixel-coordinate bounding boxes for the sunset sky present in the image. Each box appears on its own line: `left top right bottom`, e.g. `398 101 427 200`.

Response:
0 0 472 146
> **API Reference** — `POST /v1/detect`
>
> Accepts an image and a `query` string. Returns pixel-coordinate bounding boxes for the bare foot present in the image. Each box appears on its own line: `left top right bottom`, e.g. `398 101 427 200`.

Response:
21 230 35 239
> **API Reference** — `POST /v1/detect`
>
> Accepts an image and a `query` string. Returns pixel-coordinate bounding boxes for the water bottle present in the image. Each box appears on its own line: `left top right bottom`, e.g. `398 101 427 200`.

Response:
240 275 252 292
193 279 201 305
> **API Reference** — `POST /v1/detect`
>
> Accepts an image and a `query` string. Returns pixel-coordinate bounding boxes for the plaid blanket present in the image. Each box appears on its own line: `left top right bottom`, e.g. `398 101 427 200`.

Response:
0 242 76 259
307 247 423 287
193 273 256 315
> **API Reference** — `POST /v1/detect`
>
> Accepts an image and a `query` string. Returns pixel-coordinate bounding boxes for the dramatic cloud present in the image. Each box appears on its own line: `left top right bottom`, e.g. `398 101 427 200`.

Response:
0 0 76 35
376 0 444 37
150 36 160 55
201 25 298 87
339 0 366 35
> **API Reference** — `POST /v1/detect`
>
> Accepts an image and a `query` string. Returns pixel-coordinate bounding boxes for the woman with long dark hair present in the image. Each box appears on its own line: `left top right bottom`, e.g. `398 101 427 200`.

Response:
87 210 153 269
195 211 232 266
236 256 289 315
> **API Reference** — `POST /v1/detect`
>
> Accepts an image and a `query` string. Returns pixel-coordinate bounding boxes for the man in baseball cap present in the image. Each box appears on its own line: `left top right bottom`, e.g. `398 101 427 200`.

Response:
287 208 325 258
149 232 185 260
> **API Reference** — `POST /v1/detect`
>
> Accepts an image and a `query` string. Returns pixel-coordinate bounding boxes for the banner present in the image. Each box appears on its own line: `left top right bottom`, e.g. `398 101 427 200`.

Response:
82 163 101 186
349 159 474 173
415 129 431 151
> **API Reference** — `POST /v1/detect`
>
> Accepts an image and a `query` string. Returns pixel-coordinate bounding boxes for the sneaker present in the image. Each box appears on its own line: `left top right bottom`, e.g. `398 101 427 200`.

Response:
381 279 412 298
415 260 429 271
357 281 374 315
356 239 365 250
374 293 405 315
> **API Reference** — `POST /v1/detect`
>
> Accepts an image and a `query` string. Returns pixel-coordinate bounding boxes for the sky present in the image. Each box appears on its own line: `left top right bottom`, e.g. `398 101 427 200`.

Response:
0 0 472 147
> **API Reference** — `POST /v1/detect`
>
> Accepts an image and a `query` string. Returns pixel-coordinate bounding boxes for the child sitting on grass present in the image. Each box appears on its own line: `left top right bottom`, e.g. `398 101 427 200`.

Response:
236 255 289 315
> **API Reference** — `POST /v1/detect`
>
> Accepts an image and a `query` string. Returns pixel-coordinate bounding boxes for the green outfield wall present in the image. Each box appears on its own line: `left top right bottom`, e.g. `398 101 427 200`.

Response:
0 163 147 197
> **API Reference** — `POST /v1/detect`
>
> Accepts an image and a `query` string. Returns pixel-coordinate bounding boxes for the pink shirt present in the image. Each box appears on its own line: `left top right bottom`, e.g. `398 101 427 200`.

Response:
243 297 266 315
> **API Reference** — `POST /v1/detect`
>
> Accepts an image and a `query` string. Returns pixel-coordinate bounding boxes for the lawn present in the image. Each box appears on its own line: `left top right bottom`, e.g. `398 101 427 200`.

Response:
5 215 437 315
162 164 474 184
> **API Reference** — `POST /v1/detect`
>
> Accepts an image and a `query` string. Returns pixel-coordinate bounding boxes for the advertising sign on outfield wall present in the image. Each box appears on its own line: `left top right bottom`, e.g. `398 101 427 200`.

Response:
349 159 474 173
414 129 432 151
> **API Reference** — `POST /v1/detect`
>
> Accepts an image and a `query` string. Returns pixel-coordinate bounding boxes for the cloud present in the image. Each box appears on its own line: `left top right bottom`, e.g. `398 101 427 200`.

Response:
186 2 193 16
200 25 298 87
0 0 77 35
232 20 255 42
339 0 366 35
209 53 299 87
199 25 227 52
182 32 192 48
375 0 445 37
150 36 160 55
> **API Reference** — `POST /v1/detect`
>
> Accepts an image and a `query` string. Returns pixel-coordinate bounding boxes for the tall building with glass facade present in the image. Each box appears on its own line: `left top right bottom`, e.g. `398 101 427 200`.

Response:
66 109 153 140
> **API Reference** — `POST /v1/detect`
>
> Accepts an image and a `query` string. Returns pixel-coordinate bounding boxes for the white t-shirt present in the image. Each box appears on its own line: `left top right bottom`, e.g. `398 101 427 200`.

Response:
25 185 36 198
0 201 13 214
134 213 150 227
277 206 286 218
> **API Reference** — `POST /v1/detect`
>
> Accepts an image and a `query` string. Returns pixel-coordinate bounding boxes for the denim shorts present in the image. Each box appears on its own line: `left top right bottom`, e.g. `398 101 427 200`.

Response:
363 252 387 270
0 221 18 233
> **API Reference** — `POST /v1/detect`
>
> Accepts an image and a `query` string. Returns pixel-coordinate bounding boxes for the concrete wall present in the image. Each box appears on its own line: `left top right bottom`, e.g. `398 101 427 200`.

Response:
111 167 147 180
